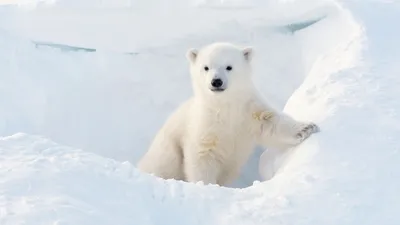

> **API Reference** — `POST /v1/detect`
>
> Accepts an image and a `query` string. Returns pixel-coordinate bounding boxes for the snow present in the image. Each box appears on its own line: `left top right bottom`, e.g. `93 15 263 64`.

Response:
1 0 400 224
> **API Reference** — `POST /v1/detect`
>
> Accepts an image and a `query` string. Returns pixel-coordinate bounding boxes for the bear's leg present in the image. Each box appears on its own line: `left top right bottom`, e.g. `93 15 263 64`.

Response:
256 112 320 150
184 149 220 185
217 166 240 186
137 142 185 181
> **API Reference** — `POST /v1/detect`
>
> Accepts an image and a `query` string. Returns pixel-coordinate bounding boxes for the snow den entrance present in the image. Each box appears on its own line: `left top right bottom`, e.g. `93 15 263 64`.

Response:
0 1 360 189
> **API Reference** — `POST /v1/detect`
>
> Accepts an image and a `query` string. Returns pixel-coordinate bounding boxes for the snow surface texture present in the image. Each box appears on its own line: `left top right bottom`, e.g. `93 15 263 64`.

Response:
1 0 400 224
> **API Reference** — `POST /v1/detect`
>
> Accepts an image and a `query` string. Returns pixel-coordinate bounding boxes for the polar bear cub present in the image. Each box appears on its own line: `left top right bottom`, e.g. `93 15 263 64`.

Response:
137 42 319 186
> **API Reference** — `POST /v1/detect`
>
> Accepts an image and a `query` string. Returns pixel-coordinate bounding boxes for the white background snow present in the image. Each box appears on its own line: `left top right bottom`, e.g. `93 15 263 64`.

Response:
1 0 399 224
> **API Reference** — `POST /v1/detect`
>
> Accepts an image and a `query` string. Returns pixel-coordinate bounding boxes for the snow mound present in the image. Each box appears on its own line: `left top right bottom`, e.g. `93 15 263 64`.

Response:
0 133 231 224
1 0 400 224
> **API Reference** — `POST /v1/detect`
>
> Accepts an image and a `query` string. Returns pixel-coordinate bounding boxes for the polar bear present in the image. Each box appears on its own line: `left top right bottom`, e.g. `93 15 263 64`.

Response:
137 42 319 186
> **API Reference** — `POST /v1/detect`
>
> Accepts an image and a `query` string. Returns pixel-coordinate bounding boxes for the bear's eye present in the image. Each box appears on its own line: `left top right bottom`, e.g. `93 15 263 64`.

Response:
226 65 232 71
204 66 209 72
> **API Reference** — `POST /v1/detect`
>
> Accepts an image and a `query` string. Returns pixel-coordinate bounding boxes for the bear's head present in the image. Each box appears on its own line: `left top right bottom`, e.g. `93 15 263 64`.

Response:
186 42 253 99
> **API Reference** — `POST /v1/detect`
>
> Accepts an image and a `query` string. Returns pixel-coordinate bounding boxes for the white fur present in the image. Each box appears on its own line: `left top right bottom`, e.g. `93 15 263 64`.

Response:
137 42 319 186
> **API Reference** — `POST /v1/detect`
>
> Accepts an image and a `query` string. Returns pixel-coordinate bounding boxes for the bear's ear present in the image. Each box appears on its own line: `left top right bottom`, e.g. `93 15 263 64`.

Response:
186 48 198 64
242 47 253 62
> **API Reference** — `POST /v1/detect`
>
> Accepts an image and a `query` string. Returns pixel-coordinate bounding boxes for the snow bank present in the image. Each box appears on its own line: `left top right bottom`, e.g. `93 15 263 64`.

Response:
1 0 399 224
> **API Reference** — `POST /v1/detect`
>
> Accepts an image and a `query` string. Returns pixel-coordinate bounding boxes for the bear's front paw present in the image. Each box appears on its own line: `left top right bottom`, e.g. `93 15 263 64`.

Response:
295 123 320 142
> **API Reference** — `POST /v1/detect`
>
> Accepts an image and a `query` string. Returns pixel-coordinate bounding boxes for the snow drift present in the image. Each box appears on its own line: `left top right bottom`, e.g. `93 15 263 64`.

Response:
1 0 400 224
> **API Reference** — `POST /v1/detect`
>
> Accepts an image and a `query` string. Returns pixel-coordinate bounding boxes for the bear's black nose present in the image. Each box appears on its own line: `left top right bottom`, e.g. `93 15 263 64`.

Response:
211 78 223 88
